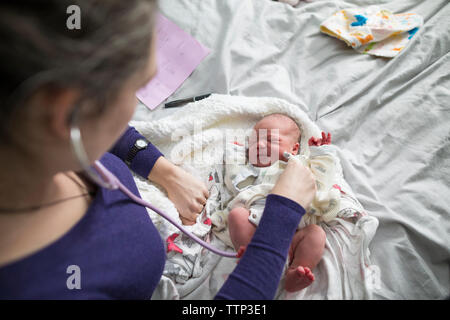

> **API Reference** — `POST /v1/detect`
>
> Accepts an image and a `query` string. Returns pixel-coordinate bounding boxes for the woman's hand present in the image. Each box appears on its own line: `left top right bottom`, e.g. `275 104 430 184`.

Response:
270 157 316 210
148 157 209 225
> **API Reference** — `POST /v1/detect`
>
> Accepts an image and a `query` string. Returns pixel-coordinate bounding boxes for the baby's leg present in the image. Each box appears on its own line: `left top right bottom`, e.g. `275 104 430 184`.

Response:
228 207 256 251
285 224 326 292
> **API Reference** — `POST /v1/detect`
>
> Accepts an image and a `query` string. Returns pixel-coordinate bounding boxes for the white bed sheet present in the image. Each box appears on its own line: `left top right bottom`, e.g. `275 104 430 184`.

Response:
133 0 450 299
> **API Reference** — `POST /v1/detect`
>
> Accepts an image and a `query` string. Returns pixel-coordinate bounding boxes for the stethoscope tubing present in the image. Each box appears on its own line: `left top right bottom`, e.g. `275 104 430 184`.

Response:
93 161 237 258
69 110 237 258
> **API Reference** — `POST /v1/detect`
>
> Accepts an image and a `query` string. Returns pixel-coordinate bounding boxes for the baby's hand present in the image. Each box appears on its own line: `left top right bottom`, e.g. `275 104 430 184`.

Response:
308 132 331 146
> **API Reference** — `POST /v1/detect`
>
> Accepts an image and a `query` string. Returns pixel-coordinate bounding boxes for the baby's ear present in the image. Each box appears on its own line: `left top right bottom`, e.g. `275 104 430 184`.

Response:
292 142 300 155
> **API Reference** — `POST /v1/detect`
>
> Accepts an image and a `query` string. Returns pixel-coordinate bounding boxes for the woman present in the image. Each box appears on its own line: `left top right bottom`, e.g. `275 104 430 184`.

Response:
0 0 316 299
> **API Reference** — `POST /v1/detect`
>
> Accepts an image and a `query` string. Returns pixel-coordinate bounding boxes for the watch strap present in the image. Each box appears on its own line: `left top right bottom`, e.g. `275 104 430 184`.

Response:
125 139 149 166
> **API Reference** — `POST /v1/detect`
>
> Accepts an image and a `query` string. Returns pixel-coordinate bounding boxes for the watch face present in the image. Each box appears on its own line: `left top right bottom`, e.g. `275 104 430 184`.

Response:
136 139 148 149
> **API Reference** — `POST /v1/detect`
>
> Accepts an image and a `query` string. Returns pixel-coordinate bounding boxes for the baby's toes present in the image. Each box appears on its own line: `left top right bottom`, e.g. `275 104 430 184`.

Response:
296 266 305 276
304 267 315 282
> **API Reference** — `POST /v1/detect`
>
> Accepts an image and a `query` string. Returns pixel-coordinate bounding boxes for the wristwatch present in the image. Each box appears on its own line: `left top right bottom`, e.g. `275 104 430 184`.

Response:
125 138 149 166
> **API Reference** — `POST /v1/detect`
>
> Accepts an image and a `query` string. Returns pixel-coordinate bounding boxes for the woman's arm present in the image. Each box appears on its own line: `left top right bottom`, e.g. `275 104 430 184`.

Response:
108 125 163 178
215 156 316 299
109 125 208 223
147 157 209 224
215 194 305 299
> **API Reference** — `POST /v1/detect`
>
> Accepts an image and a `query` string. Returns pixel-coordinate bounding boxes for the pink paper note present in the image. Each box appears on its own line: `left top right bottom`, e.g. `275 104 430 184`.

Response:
136 13 211 110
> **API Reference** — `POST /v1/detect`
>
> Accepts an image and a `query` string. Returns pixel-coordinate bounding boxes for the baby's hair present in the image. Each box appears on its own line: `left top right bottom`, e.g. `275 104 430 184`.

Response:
263 113 302 143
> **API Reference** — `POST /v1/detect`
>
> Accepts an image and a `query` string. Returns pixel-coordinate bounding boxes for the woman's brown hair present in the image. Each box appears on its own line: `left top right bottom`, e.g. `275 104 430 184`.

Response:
0 0 157 145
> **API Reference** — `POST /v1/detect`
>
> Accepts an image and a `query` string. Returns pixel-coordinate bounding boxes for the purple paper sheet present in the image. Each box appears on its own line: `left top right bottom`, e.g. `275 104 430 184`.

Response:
136 13 211 110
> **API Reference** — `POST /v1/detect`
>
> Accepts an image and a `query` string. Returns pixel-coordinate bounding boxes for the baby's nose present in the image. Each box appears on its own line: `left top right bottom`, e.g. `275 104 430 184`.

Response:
257 140 267 148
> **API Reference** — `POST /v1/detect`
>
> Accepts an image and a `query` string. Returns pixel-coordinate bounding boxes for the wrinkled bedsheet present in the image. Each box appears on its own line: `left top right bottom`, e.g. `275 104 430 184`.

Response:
133 0 450 299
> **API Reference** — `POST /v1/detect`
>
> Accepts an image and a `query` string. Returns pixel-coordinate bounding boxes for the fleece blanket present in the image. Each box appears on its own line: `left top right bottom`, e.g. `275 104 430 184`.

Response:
130 94 379 299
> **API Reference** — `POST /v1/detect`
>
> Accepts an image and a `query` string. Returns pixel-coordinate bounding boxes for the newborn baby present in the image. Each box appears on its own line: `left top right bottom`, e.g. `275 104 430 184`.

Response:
226 113 327 292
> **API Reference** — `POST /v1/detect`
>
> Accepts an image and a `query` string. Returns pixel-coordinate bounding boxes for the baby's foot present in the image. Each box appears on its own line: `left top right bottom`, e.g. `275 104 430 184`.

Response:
284 266 315 292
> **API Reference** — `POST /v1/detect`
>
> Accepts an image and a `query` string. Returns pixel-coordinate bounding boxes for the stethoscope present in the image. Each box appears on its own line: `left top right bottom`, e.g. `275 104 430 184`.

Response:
69 108 238 258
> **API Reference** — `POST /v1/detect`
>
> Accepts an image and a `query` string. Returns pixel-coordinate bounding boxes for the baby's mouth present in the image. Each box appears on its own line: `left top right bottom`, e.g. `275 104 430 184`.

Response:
256 153 274 166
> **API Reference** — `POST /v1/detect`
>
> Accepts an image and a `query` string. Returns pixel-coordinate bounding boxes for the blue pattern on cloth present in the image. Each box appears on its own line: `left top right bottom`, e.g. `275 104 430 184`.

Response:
351 15 368 27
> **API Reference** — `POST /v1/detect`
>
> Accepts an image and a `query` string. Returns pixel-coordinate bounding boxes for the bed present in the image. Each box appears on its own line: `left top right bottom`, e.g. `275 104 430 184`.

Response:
132 0 450 299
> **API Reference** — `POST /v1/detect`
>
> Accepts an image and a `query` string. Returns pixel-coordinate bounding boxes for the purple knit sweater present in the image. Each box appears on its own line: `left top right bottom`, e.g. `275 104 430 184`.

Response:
0 126 305 299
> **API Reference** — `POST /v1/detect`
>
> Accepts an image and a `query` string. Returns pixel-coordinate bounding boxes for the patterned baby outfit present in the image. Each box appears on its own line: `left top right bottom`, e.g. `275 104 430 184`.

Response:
211 142 341 248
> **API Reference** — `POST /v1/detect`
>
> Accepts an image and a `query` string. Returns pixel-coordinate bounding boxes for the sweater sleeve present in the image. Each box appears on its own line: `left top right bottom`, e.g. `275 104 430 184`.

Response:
215 194 306 300
109 125 164 179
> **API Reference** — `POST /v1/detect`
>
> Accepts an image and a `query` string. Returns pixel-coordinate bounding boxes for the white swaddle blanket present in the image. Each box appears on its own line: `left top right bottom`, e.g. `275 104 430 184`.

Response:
129 94 379 299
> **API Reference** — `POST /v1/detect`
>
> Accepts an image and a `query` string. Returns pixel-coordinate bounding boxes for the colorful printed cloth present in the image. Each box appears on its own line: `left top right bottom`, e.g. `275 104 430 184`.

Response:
320 6 423 58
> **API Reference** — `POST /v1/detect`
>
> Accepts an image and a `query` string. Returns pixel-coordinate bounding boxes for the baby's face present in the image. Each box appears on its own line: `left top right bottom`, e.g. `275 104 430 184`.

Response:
248 115 300 167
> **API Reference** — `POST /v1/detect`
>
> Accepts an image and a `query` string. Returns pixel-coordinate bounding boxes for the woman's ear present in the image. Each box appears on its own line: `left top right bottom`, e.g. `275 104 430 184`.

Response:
292 142 300 155
41 88 80 141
